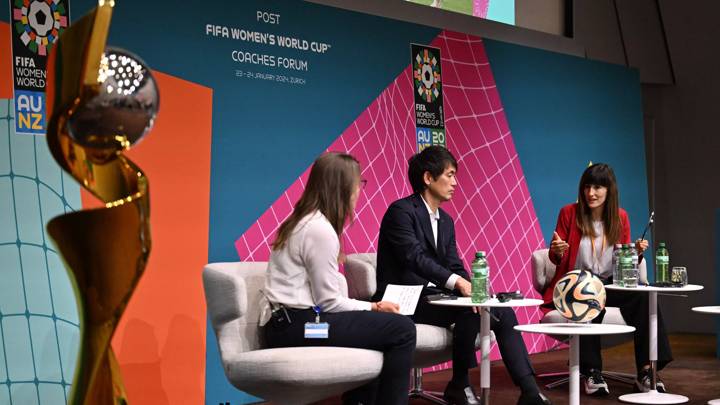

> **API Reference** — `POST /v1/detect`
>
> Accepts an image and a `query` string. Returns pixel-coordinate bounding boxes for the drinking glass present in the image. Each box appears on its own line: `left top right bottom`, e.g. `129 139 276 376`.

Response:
670 266 688 286
623 267 639 288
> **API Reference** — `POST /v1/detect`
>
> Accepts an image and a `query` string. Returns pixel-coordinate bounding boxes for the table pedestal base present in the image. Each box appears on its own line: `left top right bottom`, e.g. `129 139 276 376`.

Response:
479 309 491 405
619 390 688 404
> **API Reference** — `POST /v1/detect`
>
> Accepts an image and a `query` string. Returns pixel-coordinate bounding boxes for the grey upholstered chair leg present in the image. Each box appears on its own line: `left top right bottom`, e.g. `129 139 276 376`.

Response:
408 368 447 404
539 370 635 390
538 371 571 390
602 370 636 385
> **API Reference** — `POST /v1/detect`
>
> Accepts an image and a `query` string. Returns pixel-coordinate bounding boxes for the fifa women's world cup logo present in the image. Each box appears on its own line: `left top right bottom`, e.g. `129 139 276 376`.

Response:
44 2 159 404
413 48 442 103
411 44 446 151
12 0 69 56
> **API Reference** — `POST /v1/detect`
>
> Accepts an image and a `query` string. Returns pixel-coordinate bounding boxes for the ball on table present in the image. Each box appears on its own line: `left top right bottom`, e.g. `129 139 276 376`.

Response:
553 269 606 322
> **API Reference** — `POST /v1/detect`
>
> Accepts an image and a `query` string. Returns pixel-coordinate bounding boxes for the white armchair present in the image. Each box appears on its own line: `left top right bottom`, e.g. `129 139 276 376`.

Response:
202 262 383 404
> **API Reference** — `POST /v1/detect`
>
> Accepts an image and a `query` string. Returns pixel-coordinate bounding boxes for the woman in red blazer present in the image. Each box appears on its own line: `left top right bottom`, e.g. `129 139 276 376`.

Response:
543 163 672 396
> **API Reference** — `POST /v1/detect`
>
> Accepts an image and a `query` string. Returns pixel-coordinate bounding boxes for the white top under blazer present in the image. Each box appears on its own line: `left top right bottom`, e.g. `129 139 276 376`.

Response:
262 210 372 321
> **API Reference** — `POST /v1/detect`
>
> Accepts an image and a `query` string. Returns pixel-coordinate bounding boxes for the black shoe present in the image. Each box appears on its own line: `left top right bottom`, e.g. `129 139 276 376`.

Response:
583 369 609 396
517 392 553 405
635 368 666 393
443 383 481 405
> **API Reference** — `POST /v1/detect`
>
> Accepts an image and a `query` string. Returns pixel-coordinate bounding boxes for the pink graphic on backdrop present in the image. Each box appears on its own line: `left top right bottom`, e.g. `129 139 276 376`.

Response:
235 30 553 362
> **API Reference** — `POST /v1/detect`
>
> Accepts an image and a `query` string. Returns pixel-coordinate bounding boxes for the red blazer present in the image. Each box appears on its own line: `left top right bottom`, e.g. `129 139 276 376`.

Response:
541 203 631 313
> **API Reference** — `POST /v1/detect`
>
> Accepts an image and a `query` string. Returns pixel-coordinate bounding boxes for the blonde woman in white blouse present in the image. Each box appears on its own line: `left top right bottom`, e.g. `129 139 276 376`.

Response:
262 152 416 405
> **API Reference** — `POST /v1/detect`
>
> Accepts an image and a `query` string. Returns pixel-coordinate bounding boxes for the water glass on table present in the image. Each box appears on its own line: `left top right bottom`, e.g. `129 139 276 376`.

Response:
623 266 639 288
670 266 688 286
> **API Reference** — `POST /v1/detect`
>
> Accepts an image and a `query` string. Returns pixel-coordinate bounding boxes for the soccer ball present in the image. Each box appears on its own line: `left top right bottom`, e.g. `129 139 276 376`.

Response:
553 269 606 322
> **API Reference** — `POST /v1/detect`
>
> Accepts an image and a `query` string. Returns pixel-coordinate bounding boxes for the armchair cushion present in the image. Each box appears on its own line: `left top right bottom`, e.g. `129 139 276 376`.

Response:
224 346 383 399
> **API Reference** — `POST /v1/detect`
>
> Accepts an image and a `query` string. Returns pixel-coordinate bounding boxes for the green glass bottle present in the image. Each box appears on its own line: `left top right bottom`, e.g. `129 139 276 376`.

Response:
471 251 489 303
655 242 670 283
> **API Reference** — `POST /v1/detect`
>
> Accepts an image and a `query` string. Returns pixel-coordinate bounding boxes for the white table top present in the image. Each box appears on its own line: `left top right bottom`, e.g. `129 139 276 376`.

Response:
605 283 704 293
429 296 543 308
515 323 635 336
692 306 720 314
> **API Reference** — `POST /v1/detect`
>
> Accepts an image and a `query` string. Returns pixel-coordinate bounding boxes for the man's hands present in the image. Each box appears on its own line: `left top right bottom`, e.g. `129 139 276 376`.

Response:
454 277 472 297
454 277 479 312
372 301 400 313
550 231 569 258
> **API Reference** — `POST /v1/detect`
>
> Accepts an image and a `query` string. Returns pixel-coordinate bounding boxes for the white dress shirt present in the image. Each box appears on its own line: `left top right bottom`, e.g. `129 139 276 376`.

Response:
419 195 460 290
262 210 372 323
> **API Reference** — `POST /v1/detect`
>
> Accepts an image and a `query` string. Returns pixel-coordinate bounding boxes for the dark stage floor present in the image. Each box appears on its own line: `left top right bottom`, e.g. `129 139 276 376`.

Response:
312 334 720 405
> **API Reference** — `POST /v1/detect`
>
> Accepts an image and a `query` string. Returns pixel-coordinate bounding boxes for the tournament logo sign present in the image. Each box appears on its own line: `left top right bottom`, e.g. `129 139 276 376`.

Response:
411 43 446 151
9 0 69 135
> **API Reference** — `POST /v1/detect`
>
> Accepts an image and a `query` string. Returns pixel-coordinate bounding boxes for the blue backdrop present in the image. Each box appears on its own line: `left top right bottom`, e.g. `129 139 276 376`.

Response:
485 39 651 273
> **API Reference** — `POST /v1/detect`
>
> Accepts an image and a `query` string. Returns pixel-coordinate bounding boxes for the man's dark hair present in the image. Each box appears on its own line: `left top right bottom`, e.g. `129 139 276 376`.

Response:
407 145 458 194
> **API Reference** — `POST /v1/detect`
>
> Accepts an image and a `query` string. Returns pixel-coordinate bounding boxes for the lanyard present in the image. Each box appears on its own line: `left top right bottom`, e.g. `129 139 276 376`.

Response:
589 234 606 272
313 305 321 323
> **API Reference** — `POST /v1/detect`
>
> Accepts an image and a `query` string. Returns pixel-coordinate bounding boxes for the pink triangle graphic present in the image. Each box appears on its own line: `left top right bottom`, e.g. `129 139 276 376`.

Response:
235 31 553 362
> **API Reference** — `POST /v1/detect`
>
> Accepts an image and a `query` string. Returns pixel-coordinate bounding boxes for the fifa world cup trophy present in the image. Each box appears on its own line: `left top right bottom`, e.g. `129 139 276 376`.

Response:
44 1 159 403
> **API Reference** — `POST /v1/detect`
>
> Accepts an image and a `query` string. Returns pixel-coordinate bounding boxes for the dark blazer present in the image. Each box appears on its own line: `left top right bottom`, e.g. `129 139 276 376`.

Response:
374 193 470 300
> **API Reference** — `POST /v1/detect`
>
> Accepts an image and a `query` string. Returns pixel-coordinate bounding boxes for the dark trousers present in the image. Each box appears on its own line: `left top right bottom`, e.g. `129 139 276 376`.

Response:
263 308 416 405
412 299 535 386
580 289 673 375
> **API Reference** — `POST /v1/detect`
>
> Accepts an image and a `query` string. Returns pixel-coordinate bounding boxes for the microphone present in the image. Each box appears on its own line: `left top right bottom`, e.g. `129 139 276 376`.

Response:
640 211 655 241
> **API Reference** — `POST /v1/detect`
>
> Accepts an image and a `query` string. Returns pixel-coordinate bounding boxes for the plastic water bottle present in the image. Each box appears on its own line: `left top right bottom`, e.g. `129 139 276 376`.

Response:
623 244 639 287
471 251 489 303
612 244 623 285
619 244 633 287
656 242 670 283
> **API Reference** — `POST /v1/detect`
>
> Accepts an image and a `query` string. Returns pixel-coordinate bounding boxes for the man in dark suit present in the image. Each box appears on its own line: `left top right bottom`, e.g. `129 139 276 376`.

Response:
374 146 551 405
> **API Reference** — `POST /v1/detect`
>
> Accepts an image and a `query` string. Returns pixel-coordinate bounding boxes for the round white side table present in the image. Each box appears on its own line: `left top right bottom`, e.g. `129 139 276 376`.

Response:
430 297 542 405
606 284 704 404
515 323 635 405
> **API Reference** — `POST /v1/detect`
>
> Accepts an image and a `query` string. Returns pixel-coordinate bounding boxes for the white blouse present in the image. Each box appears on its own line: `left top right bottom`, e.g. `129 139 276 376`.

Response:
262 210 372 319
576 220 613 279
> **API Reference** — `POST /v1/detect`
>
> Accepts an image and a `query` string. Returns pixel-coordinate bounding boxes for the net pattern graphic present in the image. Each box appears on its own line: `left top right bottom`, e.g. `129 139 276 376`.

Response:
0 98 81 404
235 31 552 364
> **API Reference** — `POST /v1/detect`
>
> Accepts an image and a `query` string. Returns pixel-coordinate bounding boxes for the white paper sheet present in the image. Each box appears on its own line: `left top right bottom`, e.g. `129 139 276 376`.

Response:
381 284 424 315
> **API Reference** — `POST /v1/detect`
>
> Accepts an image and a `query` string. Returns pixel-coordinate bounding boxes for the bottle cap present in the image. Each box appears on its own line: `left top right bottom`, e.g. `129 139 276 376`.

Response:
475 251 486 258
615 244 622 248
658 242 666 247
622 244 629 248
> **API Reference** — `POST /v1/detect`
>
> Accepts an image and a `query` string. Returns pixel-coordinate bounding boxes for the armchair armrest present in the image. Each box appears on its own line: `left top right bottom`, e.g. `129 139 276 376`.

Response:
345 253 377 300
531 248 556 294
